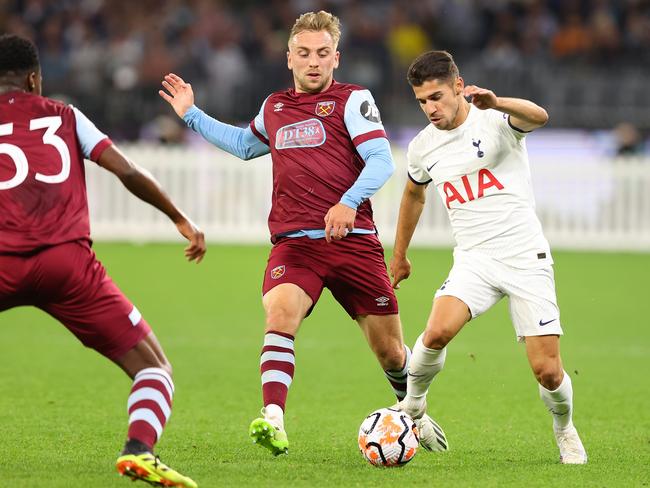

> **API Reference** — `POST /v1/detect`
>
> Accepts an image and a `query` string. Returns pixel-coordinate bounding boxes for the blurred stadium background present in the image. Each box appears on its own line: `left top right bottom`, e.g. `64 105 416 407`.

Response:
2 0 650 250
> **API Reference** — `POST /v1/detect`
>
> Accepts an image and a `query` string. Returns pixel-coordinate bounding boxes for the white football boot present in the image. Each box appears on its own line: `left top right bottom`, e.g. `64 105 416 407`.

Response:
395 398 449 452
555 425 588 464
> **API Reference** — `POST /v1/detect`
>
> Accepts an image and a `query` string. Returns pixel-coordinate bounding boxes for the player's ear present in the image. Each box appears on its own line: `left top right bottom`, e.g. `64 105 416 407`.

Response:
455 76 464 96
333 50 340 69
287 50 292 70
27 71 37 93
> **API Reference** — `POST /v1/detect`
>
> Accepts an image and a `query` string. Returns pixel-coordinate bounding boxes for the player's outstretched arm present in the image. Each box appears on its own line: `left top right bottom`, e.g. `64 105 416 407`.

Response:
390 179 427 289
464 85 548 132
159 73 194 118
159 73 269 161
97 145 206 263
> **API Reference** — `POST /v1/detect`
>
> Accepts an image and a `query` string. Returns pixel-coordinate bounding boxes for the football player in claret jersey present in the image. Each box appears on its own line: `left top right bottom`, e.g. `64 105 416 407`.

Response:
0 35 204 487
390 50 588 464
160 11 447 455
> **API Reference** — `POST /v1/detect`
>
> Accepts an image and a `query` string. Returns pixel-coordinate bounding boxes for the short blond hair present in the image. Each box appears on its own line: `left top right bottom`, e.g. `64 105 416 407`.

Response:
289 11 341 47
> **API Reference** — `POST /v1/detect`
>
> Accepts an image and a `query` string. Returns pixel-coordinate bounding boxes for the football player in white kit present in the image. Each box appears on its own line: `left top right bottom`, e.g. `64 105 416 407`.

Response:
390 50 587 464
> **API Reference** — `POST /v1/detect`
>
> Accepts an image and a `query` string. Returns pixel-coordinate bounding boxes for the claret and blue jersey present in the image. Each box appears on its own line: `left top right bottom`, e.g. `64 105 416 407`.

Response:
183 81 394 241
0 91 111 254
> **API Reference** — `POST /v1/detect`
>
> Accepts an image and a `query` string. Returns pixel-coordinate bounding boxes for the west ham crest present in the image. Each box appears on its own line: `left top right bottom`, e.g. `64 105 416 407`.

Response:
315 101 336 117
271 265 286 279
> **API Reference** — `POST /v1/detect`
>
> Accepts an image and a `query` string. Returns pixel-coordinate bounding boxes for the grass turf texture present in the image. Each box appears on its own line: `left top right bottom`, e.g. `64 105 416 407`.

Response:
0 243 648 487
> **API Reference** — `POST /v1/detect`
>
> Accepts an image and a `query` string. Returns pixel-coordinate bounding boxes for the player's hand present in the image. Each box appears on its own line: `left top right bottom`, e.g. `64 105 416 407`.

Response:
175 218 206 263
159 73 195 118
324 203 356 243
464 85 498 110
389 254 411 289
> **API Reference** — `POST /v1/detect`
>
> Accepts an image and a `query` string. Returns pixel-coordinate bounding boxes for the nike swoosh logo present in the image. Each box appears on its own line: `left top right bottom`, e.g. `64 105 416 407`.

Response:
426 160 440 171
539 318 557 326
407 371 427 378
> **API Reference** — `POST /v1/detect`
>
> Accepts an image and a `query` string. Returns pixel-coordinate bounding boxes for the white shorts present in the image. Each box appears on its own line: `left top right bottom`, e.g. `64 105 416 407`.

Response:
435 249 563 341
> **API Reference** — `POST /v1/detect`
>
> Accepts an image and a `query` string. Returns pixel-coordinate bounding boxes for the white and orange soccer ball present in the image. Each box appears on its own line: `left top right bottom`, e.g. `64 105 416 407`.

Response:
358 407 419 467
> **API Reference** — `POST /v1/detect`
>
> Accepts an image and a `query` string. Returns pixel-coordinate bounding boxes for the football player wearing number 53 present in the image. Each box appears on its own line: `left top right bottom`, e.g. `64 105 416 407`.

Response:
390 50 587 465
0 34 204 487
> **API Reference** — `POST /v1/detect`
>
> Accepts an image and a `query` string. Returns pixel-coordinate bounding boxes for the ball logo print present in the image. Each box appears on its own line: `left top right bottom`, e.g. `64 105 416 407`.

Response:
358 408 419 467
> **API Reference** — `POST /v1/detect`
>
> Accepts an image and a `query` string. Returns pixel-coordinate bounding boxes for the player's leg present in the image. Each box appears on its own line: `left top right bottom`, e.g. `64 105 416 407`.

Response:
325 235 411 399
392 296 469 452
525 336 587 464
249 282 313 455
252 239 324 456
507 265 586 464
34 242 196 487
357 313 409 400
113 334 197 487
403 296 470 417
402 253 503 452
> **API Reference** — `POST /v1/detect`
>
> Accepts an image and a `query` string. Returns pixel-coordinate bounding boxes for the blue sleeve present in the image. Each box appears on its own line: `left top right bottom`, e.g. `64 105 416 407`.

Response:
183 105 269 160
340 137 394 209
71 105 109 159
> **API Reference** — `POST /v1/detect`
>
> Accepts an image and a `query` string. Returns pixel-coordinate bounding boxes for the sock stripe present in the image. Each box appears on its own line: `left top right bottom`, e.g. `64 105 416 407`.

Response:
384 344 411 400
128 399 168 426
261 332 295 411
127 387 172 418
127 367 173 448
261 370 293 387
135 367 174 390
261 351 295 365
261 360 295 374
129 409 163 440
385 371 408 380
131 379 172 406
264 333 295 349
133 374 174 399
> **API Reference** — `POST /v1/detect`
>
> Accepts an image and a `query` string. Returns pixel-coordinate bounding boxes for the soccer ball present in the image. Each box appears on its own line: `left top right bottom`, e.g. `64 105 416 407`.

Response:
358 407 419 467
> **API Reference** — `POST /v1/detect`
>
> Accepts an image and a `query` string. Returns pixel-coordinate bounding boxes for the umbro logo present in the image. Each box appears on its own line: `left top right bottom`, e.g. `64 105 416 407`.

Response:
426 160 439 172
539 318 557 326
375 296 390 306
274 102 284 112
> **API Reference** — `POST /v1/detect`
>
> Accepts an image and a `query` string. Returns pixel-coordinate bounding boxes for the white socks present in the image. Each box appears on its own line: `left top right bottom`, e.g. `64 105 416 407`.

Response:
539 371 574 431
403 334 447 415
264 403 285 431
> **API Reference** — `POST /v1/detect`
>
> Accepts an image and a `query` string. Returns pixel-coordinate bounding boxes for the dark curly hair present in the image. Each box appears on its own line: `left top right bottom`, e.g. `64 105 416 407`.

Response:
0 34 40 76
407 50 459 87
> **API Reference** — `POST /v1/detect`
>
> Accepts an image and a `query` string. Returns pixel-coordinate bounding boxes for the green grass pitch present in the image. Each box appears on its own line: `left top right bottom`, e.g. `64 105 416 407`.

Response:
1 243 648 487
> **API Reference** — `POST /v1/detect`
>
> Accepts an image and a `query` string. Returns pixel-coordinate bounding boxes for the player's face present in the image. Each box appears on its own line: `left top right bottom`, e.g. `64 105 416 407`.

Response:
287 30 340 94
412 77 466 130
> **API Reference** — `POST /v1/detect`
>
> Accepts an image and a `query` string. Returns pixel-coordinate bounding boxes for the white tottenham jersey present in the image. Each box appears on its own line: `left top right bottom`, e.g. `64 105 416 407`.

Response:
407 105 552 269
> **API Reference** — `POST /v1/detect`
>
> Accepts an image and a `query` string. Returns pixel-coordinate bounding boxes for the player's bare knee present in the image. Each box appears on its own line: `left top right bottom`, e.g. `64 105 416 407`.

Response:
376 343 405 371
422 327 451 349
264 306 301 334
532 363 563 390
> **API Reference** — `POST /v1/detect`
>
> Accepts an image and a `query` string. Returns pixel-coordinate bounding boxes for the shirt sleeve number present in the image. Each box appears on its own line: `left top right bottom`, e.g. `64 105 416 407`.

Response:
0 116 71 190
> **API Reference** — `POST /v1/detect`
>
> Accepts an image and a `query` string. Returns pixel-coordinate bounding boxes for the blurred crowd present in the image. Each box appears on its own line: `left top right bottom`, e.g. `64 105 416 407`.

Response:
2 0 650 147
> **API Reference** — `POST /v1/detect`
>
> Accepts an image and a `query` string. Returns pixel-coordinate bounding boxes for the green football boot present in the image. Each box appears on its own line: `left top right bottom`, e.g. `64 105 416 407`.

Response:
249 417 289 456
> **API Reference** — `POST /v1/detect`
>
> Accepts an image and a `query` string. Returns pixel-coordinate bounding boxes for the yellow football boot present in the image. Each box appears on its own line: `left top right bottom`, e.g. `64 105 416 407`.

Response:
116 452 197 488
